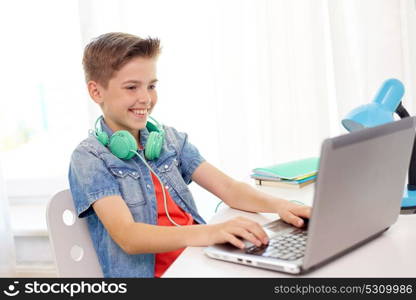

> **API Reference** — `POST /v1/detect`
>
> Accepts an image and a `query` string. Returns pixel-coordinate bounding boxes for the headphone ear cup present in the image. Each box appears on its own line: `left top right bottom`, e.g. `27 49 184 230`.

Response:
145 131 164 160
108 131 137 160
96 131 109 146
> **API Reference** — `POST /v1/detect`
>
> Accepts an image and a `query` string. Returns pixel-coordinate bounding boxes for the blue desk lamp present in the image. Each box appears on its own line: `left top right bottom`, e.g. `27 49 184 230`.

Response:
342 78 416 214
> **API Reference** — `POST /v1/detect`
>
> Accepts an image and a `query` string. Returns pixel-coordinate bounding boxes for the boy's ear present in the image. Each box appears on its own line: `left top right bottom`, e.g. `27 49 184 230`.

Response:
87 81 104 104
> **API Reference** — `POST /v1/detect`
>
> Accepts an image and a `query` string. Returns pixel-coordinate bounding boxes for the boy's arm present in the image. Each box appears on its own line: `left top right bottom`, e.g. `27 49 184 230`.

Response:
191 162 311 227
92 195 269 254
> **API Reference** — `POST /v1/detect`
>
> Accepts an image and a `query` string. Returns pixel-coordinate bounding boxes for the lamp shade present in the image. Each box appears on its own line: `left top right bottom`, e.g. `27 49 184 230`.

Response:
342 78 404 132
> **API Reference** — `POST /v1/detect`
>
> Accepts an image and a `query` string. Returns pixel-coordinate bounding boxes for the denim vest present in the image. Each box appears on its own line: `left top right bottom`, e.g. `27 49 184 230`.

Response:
68 119 206 277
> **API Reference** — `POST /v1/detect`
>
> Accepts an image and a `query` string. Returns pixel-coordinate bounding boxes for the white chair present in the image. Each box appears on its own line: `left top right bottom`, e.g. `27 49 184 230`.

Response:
46 189 103 277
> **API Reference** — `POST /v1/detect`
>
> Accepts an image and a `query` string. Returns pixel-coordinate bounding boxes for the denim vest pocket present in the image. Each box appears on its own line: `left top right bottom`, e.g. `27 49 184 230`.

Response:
109 166 146 207
155 150 189 193
155 149 177 172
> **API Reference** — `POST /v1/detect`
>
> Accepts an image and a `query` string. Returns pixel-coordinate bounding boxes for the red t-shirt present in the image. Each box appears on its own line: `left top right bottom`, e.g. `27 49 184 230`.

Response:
151 172 194 277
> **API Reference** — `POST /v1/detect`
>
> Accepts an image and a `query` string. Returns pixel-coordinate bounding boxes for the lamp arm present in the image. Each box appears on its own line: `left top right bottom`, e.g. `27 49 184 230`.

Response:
396 102 410 118
395 102 416 190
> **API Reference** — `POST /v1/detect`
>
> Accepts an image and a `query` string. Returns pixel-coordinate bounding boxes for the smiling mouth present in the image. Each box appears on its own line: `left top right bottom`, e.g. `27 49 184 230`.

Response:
129 108 149 117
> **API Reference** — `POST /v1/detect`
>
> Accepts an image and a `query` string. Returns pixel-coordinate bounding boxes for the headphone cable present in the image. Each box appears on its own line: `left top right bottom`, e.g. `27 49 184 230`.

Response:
132 150 182 227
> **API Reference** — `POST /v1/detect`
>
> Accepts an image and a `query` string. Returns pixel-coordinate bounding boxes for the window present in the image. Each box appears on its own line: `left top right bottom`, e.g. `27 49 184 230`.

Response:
0 1 91 203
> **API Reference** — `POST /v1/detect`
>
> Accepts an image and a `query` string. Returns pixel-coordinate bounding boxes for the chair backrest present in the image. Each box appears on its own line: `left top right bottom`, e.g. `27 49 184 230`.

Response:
46 189 103 277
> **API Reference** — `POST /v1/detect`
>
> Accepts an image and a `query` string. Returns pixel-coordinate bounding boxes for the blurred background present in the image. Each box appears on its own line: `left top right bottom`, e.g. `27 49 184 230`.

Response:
1 0 415 277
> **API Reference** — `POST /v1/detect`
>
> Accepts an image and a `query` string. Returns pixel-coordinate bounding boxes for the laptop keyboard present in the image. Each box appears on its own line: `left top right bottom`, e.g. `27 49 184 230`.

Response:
245 229 307 261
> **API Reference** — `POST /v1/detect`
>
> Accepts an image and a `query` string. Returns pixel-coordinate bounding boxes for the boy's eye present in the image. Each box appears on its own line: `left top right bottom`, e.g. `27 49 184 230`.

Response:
149 84 156 90
126 86 136 90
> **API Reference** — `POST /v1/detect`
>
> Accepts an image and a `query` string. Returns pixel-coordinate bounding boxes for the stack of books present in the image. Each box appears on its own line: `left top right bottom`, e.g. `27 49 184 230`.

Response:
251 157 319 189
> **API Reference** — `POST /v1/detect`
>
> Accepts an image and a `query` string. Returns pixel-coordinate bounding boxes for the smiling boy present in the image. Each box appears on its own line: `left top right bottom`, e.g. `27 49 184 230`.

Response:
69 32 310 278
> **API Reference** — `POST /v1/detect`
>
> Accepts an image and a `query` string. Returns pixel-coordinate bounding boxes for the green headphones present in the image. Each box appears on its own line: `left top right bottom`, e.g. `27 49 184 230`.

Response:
94 115 165 160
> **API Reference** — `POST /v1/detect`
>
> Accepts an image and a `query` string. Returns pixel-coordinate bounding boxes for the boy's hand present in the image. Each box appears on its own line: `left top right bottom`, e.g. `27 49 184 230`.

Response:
206 217 269 249
276 200 312 228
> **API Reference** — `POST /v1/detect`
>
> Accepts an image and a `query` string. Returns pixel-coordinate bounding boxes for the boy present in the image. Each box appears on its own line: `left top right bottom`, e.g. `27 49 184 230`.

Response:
69 32 311 278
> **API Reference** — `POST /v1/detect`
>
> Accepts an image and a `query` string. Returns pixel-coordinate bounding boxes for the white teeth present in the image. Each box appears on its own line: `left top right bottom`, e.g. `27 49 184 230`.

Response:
131 109 147 115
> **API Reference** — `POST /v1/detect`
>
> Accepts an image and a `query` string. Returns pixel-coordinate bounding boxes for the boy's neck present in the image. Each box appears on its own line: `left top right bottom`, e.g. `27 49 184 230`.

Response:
136 134 141 149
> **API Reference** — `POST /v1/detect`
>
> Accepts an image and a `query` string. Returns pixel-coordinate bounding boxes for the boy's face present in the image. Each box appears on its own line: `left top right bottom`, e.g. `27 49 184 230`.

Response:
88 56 158 140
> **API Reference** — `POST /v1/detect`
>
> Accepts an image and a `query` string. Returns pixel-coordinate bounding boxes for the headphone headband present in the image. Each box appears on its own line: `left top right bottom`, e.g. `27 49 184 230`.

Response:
95 115 103 131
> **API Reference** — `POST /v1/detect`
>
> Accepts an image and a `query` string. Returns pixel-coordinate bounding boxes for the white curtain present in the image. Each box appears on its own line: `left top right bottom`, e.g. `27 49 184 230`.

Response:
77 0 414 220
0 159 16 277
328 0 415 121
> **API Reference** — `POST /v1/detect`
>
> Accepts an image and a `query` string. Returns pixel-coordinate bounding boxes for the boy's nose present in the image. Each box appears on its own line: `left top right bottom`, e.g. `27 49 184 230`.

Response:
137 95 151 105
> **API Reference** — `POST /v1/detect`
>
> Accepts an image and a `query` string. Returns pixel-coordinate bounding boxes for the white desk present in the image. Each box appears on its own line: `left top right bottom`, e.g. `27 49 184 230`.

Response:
164 184 416 277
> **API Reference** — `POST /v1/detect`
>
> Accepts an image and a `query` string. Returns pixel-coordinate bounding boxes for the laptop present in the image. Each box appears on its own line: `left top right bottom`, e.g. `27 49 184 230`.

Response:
204 117 416 274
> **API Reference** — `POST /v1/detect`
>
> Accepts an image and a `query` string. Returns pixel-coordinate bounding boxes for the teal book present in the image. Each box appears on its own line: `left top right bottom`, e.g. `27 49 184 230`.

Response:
250 173 317 184
252 157 319 180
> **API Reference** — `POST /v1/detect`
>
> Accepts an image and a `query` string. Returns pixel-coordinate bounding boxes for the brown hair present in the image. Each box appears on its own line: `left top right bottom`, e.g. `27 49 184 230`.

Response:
82 32 161 88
